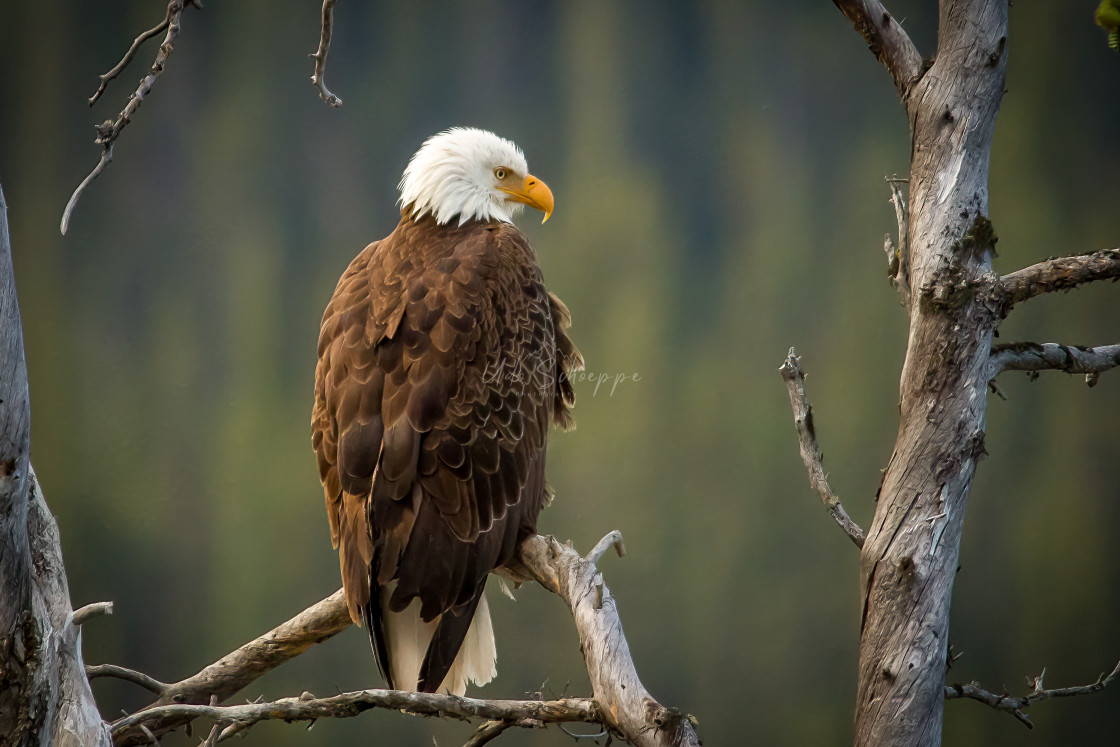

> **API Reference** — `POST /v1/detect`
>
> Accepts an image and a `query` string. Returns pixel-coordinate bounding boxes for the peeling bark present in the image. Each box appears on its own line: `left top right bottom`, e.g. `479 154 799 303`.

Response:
852 3 1009 745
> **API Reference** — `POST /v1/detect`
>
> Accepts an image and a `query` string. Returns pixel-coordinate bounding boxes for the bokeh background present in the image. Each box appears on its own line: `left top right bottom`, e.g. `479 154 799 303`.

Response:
1 1 1118 744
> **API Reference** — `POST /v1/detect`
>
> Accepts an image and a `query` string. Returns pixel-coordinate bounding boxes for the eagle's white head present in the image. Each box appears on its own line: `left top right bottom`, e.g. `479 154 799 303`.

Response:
398 127 554 227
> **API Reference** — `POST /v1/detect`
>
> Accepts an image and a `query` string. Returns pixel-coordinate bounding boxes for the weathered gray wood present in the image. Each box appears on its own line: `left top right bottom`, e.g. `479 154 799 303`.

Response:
997 247 1120 310
852 2 1009 745
115 534 697 746
517 534 701 747
114 588 351 745
0 180 35 746
832 0 924 99
23 470 113 746
0 186 110 746
779 349 866 549
990 342 1120 379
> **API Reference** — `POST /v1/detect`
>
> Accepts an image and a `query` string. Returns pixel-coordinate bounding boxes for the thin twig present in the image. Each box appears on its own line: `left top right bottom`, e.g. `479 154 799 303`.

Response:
200 696 222 747
138 724 160 745
559 724 609 739
946 660 1120 729
885 176 911 304
88 9 173 106
61 0 194 235
778 348 866 549
86 664 169 695
463 720 514 746
998 248 1120 312
60 145 114 235
310 0 343 107
831 0 924 99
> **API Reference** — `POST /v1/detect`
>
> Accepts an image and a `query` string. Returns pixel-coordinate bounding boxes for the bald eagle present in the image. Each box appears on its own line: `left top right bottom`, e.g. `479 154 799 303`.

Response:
312 128 581 696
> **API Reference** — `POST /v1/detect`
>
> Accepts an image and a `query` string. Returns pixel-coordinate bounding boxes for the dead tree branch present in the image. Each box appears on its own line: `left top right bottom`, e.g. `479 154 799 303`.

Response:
989 342 1120 386
61 0 197 236
884 177 911 304
831 0 924 99
111 691 597 743
85 665 168 696
88 6 172 106
513 533 701 746
310 0 343 108
998 248 1120 311
111 588 351 745
109 533 696 746
946 660 1120 729
778 348 866 549
463 719 525 746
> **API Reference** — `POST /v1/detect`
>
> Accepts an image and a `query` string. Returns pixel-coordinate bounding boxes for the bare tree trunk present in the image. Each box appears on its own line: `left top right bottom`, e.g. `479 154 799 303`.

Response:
0 183 35 743
0 185 111 747
853 2 1008 745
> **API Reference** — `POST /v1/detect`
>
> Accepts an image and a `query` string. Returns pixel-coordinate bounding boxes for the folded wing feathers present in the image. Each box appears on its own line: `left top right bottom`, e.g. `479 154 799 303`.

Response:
311 217 580 694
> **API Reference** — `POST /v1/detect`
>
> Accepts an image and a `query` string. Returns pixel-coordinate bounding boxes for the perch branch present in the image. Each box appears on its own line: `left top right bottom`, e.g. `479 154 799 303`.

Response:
778 348 866 548
310 0 343 107
61 0 194 235
514 533 702 746
111 691 596 742
831 0 924 99
946 660 1120 729
113 533 698 746
998 248 1120 312
989 342 1120 386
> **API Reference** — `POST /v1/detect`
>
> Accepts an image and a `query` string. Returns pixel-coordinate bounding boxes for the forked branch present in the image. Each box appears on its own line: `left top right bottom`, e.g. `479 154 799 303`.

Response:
831 0 924 99
87 2 180 107
946 660 1120 729
61 0 197 235
103 533 698 747
514 533 698 745
110 588 351 745
779 348 866 548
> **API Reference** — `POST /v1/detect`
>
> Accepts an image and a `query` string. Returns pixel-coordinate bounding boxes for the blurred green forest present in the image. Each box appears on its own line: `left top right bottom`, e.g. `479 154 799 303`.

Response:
1 1 1118 745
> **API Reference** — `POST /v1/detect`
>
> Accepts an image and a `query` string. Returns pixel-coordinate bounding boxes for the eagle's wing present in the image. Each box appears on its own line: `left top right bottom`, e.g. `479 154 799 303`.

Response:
312 221 577 691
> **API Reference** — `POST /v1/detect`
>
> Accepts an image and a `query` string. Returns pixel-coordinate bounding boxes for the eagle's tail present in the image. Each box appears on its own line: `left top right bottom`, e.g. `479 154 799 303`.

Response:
368 582 496 696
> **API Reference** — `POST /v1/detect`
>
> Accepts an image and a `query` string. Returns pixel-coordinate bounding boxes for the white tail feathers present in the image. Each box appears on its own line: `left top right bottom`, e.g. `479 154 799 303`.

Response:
379 583 497 696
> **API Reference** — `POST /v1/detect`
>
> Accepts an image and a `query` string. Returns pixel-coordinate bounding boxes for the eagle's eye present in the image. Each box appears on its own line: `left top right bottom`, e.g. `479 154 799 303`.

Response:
494 167 508 180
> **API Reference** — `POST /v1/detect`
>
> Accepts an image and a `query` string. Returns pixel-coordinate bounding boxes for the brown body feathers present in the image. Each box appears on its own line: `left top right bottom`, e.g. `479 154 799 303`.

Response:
312 212 579 692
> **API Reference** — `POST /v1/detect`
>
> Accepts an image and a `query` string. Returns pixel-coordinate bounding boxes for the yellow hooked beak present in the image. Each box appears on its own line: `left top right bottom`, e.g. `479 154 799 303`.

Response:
499 173 555 224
